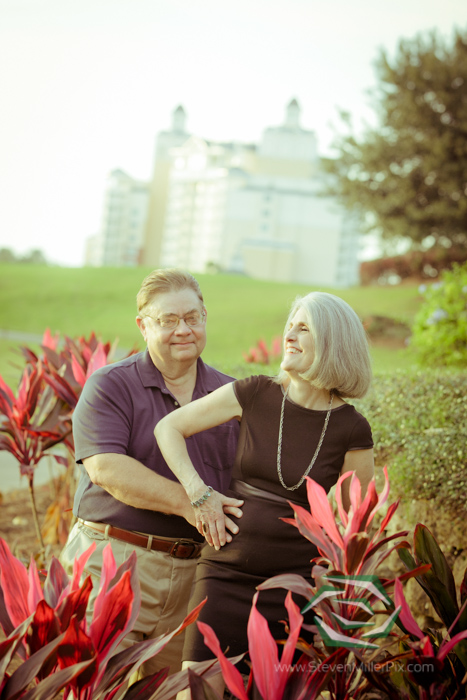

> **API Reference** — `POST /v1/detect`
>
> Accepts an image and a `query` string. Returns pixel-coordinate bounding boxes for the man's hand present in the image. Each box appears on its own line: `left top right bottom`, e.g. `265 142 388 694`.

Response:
193 491 243 550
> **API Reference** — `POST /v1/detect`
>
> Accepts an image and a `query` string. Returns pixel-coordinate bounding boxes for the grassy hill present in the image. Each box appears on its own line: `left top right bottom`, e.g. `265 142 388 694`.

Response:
0 265 422 385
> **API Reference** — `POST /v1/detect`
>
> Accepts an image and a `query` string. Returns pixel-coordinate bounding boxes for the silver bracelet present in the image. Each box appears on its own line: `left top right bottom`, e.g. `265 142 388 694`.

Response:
191 486 213 508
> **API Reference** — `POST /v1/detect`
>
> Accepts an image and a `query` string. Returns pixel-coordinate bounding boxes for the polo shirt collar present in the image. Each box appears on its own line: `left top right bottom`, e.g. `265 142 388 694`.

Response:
136 349 220 394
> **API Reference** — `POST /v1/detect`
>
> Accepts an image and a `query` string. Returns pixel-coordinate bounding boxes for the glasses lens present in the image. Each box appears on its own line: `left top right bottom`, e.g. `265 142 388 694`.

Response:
155 311 205 328
184 311 204 326
158 315 179 329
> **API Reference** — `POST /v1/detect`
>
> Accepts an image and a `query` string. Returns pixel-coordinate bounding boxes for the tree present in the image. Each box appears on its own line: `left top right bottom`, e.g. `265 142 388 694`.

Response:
324 29 467 253
0 248 16 262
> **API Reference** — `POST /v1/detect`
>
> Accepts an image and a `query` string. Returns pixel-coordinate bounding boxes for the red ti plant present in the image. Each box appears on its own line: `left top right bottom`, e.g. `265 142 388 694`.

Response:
188 590 336 700
15 329 137 546
22 329 122 417
0 537 222 699
243 336 282 365
394 524 467 699
251 467 433 699
0 362 70 549
392 578 467 700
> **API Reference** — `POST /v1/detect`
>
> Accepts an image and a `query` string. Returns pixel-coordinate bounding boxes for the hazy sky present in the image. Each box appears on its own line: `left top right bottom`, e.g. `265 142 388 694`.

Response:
0 0 465 267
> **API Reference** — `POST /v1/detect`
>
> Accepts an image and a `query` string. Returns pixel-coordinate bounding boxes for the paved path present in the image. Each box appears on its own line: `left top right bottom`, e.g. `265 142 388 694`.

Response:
0 329 44 343
0 452 58 493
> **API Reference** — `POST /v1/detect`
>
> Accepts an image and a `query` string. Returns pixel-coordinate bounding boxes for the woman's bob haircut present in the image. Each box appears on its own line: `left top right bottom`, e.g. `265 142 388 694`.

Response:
275 291 372 399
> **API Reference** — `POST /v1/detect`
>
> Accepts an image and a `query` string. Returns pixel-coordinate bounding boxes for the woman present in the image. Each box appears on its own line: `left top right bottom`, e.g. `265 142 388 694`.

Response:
155 292 374 693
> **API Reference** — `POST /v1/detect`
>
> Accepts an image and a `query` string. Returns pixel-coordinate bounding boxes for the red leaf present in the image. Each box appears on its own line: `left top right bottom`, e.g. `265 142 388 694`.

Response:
71 354 86 388
288 503 340 563
57 616 97 693
123 668 169 700
41 345 64 371
0 375 15 404
43 557 71 609
272 336 282 357
43 371 79 407
197 621 248 700
27 558 44 613
93 607 214 699
257 573 315 600
344 532 370 574
92 543 117 619
367 465 391 525
438 628 467 661
347 479 379 537
87 343 107 378
42 328 59 351
2 630 67 698
347 471 361 514
247 592 282 700
0 538 31 628
70 541 96 591
26 599 61 676
0 434 23 461
375 500 400 537
394 579 426 642
16 658 95 700
335 472 351 527
89 570 134 660
92 548 140 644
175 597 206 632
279 592 304 678
56 576 93 631
0 629 27 682
305 478 344 549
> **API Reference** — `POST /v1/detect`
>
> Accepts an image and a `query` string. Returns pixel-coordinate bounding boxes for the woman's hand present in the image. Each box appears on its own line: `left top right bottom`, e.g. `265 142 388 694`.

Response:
193 489 243 549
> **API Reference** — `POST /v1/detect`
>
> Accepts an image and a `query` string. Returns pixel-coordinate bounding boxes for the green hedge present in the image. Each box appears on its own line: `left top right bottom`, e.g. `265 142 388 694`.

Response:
354 369 467 518
410 262 467 367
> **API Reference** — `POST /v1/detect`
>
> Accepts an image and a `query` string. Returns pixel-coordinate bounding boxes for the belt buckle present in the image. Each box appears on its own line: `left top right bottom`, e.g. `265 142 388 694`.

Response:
171 540 199 559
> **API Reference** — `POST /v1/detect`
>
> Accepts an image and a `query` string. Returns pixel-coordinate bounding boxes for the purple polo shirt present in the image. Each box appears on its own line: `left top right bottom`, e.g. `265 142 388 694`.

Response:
72 349 239 539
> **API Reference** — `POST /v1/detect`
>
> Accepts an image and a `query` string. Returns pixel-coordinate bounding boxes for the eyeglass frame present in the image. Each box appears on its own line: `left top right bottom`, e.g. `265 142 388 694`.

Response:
140 308 207 330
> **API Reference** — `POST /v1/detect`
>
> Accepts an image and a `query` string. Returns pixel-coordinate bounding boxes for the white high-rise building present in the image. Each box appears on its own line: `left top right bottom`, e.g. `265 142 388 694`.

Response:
156 100 361 287
86 169 150 267
90 100 362 287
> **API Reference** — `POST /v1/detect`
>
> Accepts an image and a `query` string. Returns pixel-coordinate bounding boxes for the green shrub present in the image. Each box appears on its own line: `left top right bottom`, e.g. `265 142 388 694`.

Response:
354 369 467 518
410 262 467 366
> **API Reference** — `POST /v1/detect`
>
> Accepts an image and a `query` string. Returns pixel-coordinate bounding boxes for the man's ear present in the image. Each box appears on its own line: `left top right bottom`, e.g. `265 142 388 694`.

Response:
136 316 147 341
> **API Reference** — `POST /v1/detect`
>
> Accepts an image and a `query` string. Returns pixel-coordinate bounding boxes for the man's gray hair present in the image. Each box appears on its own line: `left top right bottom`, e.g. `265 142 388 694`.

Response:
137 268 204 314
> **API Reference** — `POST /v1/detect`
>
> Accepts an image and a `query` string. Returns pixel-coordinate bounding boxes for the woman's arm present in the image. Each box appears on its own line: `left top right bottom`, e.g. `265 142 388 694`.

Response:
155 382 243 550
339 448 375 512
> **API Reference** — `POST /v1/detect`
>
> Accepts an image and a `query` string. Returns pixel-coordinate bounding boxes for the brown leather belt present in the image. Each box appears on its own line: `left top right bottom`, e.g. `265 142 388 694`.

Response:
78 519 203 559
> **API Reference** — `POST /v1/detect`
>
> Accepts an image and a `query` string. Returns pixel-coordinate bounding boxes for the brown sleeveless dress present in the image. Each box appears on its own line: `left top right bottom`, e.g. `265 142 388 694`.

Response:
182 375 373 661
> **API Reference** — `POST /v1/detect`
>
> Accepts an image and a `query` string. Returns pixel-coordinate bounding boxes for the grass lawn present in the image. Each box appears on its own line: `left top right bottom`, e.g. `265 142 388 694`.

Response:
0 264 422 385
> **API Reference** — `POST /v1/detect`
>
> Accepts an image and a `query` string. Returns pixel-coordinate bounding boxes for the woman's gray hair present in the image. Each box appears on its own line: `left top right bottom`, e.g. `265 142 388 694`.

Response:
275 292 372 399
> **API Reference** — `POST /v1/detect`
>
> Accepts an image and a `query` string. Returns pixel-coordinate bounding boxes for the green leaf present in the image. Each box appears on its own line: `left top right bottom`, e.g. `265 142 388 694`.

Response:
414 525 457 607
397 546 417 572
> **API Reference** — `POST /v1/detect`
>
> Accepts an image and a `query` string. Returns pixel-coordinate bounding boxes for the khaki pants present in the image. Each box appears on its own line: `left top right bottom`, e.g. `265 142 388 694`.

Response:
60 521 200 677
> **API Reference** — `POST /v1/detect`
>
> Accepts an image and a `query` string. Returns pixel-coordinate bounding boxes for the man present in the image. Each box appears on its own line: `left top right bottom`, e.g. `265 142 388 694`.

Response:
60 268 242 677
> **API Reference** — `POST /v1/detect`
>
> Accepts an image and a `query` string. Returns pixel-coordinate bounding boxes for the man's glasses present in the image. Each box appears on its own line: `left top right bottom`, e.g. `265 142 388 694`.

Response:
143 310 206 330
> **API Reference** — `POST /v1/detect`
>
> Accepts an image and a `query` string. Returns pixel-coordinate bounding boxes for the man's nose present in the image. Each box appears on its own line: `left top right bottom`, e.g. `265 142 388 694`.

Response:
174 319 192 333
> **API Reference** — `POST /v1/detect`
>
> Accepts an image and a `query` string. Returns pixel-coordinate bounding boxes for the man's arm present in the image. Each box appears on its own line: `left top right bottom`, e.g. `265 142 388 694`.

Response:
84 453 243 539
